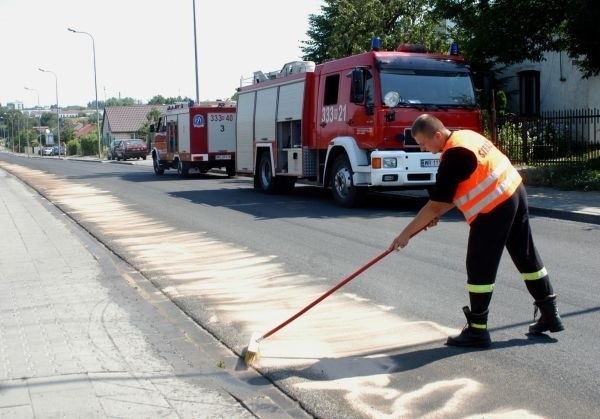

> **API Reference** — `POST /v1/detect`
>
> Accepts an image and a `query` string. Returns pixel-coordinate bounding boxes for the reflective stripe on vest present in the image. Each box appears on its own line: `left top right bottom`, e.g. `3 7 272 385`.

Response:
461 160 522 221
442 131 522 224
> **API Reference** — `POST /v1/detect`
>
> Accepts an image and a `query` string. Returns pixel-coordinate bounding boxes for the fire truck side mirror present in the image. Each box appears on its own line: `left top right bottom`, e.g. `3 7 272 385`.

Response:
149 124 155 133
350 68 365 104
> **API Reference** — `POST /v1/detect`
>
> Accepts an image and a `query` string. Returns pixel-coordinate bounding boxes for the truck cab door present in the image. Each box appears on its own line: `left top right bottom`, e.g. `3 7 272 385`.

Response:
346 67 377 148
167 120 178 153
317 67 378 149
316 72 348 149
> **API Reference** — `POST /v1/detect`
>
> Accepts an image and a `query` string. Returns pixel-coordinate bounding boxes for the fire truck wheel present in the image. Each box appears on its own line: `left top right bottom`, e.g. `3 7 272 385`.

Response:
153 156 164 175
226 165 236 177
177 160 189 177
331 155 366 207
279 177 296 193
257 153 277 194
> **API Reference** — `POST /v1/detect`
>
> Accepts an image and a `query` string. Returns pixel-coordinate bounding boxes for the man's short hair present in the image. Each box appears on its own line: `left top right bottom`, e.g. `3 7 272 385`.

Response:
411 114 446 138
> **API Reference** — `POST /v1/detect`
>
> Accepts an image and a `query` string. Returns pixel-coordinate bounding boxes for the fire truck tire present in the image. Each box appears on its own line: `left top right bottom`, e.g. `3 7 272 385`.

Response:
226 167 236 177
153 156 164 175
177 160 189 177
257 153 277 193
279 177 296 193
331 154 366 207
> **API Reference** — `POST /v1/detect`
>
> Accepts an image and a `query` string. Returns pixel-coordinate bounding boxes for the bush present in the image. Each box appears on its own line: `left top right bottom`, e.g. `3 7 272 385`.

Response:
521 164 600 191
67 140 78 156
527 122 570 160
497 120 524 160
80 137 98 156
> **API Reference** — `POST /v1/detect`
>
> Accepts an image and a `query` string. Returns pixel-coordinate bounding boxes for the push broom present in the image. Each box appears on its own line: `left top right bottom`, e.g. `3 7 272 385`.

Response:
243 227 426 365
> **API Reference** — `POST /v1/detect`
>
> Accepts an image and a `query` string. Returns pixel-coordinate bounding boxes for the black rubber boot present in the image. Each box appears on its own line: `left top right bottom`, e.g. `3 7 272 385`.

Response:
446 306 491 348
528 294 564 334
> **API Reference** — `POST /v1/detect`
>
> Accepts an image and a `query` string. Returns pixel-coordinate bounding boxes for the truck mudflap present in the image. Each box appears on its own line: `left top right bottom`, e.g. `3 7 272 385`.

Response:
366 150 440 187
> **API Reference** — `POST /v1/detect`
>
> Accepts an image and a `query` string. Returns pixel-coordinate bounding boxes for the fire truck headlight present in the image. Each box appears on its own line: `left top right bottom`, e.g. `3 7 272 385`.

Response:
383 157 397 168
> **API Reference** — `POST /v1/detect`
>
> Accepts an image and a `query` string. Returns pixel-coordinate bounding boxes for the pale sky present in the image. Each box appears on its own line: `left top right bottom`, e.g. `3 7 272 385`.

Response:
0 0 324 108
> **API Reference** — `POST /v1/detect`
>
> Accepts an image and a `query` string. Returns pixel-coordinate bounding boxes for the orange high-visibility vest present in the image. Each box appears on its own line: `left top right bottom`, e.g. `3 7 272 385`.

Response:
442 130 522 224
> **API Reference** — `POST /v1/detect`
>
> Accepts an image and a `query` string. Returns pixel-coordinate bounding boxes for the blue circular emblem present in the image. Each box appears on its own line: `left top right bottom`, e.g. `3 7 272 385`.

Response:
193 114 205 127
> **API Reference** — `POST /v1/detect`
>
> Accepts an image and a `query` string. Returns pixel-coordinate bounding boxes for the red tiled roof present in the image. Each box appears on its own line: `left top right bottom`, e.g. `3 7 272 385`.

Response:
103 105 167 134
74 124 95 138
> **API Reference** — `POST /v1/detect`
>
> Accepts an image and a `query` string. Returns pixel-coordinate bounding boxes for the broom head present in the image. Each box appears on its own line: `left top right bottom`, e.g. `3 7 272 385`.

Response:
244 332 262 365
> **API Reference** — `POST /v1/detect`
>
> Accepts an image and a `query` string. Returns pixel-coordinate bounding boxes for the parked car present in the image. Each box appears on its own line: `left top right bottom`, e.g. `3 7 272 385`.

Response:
106 139 122 160
41 146 55 156
115 139 147 161
51 145 65 156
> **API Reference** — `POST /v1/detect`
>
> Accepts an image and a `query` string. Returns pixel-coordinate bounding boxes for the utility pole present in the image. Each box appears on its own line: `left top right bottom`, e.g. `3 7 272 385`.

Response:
25 86 41 156
192 0 200 104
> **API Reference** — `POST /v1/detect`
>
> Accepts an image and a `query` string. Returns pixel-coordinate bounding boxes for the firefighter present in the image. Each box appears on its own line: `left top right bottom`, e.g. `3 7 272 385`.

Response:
389 114 564 347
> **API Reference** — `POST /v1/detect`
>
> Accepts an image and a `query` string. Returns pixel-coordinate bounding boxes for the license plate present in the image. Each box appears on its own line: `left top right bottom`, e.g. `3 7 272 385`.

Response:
420 159 439 168
215 154 231 160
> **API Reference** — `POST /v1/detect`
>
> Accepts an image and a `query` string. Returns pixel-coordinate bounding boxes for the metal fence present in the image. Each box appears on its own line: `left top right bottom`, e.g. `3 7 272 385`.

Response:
491 109 600 166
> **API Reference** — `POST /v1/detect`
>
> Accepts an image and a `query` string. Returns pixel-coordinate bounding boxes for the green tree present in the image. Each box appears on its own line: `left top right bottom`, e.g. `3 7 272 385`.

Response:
86 111 102 125
105 97 139 107
433 0 600 77
302 0 449 62
60 119 76 144
87 99 105 109
148 95 167 105
561 0 600 77
40 112 57 130
148 95 192 105
136 107 163 141
1 110 28 149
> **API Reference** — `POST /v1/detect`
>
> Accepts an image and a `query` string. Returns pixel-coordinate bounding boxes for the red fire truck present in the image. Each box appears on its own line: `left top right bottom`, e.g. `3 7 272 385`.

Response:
235 41 482 206
150 103 236 177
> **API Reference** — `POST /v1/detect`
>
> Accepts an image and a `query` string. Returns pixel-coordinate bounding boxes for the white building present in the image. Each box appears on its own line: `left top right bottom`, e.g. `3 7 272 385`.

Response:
500 51 600 115
7 101 24 110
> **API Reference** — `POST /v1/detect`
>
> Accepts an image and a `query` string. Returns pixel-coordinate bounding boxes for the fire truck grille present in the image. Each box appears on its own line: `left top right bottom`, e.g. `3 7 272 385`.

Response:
403 129 421 151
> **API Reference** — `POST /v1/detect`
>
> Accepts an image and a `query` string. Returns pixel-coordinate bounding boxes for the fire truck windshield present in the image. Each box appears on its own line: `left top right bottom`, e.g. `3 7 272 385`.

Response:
379 70 476 108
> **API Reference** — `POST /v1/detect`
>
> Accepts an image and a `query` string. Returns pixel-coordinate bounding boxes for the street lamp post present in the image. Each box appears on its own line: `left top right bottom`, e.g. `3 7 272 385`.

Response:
18 117 23 155
38 68 61 158
25 86 41 156
192 0 200 104
68 27 101 159
9 117 14 152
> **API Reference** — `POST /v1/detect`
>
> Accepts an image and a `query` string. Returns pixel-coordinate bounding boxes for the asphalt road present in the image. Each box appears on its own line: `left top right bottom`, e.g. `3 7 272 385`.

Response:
2 154 599 418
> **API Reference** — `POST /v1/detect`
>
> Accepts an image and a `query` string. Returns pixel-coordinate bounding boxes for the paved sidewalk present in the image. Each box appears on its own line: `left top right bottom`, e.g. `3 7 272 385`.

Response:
0 170 309 418
525 186 600 225
390 184 600 225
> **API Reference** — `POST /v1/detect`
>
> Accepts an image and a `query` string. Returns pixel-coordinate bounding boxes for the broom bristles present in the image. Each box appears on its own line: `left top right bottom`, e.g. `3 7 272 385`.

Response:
244 332 262 365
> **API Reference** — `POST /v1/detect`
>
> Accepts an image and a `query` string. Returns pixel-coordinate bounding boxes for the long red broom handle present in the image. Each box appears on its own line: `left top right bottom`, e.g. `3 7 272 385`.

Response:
260 226 426 341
